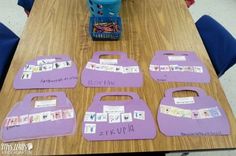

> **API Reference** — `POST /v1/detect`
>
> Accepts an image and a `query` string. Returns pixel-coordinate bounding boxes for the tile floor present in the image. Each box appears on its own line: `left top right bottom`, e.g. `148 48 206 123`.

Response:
0 0 235 156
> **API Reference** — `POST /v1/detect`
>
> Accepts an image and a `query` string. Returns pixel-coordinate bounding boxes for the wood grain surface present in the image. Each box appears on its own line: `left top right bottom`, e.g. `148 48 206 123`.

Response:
0 0 235 155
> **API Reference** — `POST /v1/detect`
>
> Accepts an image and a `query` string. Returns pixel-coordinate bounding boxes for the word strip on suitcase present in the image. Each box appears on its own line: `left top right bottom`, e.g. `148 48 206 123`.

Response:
86 62 139 74
4 109 74 127
21 59 72 80
160 105 221 119
150 64 203 73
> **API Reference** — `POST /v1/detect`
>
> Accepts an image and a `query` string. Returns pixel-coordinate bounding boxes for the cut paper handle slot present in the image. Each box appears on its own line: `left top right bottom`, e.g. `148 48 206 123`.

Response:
165 87 206 98
92 51 128 60
159 51 194 62
23 92 67 109
162 51 189 56
93 92 140 102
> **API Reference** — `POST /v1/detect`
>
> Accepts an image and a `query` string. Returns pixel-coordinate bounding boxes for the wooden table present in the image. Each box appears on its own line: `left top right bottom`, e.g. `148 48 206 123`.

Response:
0 0 235 155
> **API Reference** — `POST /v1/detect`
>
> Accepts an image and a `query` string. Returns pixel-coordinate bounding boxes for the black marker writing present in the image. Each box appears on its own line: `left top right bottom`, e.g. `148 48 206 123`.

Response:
181 132 222 136
40 76 78 83
88 80 115 86
99 124 135 136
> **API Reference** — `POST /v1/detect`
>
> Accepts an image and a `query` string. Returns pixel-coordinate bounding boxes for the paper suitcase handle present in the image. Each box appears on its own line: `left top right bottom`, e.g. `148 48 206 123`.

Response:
165 87 206 97
156 50 197 62
159 51 192 57
92 51 128 60
93 92 140 102
22 92 67 108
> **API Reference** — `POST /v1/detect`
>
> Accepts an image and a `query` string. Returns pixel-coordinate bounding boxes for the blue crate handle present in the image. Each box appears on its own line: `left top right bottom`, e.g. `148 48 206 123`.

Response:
87 0 121 17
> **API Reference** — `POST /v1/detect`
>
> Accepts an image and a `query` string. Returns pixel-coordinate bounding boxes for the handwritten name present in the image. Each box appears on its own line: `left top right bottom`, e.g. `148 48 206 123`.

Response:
99 124 135 136
181 132 222 136
88 80 115 86
6 125 20 130
40 76 78 83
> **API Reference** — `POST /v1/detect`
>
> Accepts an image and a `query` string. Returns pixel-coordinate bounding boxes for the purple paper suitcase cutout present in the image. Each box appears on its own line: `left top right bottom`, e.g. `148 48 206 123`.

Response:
157 87 230 136
149 51 210 83
1 92 76 142
14 55 78 89
81 51 143 87
82 92 156 141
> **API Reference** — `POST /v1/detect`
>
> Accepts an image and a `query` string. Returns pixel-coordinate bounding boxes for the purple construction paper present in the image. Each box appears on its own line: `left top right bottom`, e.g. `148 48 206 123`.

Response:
149 50 210 83
157 87 230 136
81 51 143 87
82 92 156 141
1 92 76 142
14 55 78 89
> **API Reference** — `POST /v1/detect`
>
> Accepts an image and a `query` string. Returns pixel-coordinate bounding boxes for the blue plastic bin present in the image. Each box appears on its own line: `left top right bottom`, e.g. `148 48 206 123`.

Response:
89 16 122 41
87 0 121 16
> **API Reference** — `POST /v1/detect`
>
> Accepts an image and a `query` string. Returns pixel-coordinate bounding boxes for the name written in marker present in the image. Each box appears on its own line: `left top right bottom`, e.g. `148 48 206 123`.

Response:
99 124 135 136
88 80 115 86
40 76 78 83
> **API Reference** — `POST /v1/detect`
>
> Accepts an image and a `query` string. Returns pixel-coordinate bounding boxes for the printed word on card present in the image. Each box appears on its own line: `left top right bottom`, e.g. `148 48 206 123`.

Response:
103 105 125 114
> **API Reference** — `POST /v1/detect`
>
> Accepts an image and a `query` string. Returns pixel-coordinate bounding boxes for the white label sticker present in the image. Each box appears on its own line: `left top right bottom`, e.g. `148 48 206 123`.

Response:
174 97 195 105
24 64 35 72
160 65 170 71
86 62 96 70
51 110 63 121
160 105 173 115
183 66 194 72
37 59 56 66
32 66 41 73
149 65 159 71
19 115 29 125
168 56 186 61
53 62 67 69
199 107 221 118
65 61 72 67
133 111 145 120
121 113 133 122
62 109 74 119
193 66 203 73
108 113 121 123
122 66 140 74
21 71 32 79
35 99 57 108
42 64 53 71
29 113 41 123
40 111 52 122
103 105 125 114
84 123 96 134
99 59 118 65
96 113 107 122
6 116 19 127
199 108 213 119
84 112 96 122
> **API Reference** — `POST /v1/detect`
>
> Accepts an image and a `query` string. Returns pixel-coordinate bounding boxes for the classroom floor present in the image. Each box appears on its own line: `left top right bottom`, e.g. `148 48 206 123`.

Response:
0 0 235 156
